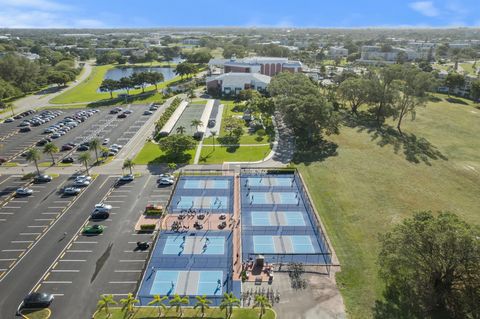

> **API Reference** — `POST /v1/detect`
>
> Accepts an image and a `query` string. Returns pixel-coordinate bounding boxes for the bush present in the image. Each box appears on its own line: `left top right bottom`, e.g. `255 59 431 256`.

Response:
145 210 163 216
154 97 182 138
140 224 156 231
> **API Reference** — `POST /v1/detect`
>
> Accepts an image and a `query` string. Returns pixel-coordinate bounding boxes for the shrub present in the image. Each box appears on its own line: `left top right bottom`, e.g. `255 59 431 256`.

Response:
140 224 156 231
154 97 182 138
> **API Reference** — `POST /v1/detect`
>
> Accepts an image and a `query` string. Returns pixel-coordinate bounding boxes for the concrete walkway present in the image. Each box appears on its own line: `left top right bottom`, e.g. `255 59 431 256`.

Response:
1 61 94 119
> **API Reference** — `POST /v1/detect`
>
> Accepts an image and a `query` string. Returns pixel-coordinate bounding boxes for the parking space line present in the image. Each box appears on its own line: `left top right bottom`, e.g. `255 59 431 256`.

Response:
0 258 16 261
35 218 54 221
74 241 98 244
19 233 41 235
60 260 86 262
51 270 79 273
66 250 93 253
2 249 26 252
0 212 14 215
28 225 48 228
43 281 73 284
11 241 33 244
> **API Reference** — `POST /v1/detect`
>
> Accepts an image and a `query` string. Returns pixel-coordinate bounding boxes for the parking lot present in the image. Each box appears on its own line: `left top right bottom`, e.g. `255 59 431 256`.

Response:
1 104 153 166
0 172 173 318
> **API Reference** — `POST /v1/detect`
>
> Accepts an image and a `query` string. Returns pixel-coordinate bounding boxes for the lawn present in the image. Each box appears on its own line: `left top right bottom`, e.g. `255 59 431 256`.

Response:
199 145 271 164
460 63 477 74
93 307 275 319
133 141 195 165
297 97 480 318
50 63 183 104
218 100 272 145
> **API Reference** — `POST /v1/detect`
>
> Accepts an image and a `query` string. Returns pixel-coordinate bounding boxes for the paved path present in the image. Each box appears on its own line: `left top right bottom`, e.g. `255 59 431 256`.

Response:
1 61 93 119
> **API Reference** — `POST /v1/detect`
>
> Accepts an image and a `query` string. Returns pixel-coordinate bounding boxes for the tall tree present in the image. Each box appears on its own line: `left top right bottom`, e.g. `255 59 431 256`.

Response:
148 295 168 319
89 138 100 164
145 72 164 91
392 67 433 134
377 211 480 319
99 79 118 98
119 77 133 95
367 65 401 125
25 148 41 176
445 73 465 97
337 77 372 115
119 293 139 316
469 79 480 102
122 158 134 175
190 119 203 132
253 295 272 319
169 294 189 318
194 295 212 318
43 142 59 165
175 62 197 79
176 126 186 134
96 294 117 316
78 152 91 175
158 134 196 160
219 293 240 319
210 131 217 150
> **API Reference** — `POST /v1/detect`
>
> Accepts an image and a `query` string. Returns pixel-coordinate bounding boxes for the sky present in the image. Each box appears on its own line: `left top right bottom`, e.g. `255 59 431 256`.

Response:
0 0 479 29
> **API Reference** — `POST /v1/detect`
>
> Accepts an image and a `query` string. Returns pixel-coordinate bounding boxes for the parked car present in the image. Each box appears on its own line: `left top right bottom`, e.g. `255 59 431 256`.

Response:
75 175 92 182
61 157 74 163
111 144 123 149
22 292 54 309
16 187 33 196
63 187 81 195
94 203 112 211
143 110 153 115
77 145 89 151
158 177 174 185
61 144 73 151
74 179 90 187
4 118 14 123
91 210 109 220
117 113 127 118
82 224 104 234
119 174 134 182
102 138 110 145
34 175 52 183
19 127 31 132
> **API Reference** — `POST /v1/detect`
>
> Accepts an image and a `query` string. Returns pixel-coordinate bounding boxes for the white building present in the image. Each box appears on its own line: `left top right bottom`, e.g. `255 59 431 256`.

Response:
329 46 349 59
357 45 417 64
206 72 271 96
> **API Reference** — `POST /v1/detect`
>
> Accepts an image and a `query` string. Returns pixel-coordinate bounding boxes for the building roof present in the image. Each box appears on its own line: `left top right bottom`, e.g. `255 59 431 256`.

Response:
207 72 271 84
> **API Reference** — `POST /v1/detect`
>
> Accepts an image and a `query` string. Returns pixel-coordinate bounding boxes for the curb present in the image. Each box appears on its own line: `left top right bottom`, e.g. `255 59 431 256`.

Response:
20 308 52 319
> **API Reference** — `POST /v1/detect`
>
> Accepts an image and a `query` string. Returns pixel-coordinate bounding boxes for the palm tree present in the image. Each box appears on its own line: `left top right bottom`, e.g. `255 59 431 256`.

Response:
220 293 240 319
148 295 168 319
169 294 189 318
194 295 212 318
43 142 59 165
96 294 117 317
167 162 177 174
123 158 134 175
253 295 272 319
120 293 139 317
210 131 217 150
89 138 100 164
176 126 186 134
78 152 91 175
25 148 41 176
190 119 203 133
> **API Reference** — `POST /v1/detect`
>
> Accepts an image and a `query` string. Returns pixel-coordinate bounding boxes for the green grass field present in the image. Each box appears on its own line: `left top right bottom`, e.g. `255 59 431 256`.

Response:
133 141 195 164
199 145 271 164
219 100 271 145
50 63 182 104
297 97 480 318
460 63 477 74
94 307 275 319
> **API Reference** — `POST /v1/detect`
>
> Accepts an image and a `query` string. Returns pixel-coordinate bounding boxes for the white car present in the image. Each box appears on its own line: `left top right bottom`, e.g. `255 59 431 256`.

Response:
4 118 14 123
111 144 123 149
119 174 134 182
74 179 90 187
16 187 33 196
102 138 110 145
158 177 174 185
75 175 92 182
95 203 112 211
143 110 153 115
64 187 81 195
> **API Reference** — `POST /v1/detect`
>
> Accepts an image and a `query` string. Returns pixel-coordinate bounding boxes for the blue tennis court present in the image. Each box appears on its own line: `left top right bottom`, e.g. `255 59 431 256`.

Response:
253 235 315 254
150 270 224 296
183 179 230 189
250 211 306 226
248 192 299 205
175 196 228 210
244 177 296 187
162 235 225 255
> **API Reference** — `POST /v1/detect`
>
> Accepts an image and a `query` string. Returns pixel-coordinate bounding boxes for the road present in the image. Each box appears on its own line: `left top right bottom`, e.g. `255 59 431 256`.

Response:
0 61 93 120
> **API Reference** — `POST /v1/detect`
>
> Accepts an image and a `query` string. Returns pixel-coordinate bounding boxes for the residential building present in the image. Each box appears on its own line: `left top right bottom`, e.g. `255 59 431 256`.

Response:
357 45 417 64
329 46 349 59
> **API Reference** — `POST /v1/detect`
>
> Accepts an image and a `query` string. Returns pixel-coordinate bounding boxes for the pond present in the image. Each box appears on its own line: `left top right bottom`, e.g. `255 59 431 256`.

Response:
104 67 176 81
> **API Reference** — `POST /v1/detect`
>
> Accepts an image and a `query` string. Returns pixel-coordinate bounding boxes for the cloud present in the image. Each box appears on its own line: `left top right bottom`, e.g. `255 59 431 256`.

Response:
409 1 440 17
0 0 72 11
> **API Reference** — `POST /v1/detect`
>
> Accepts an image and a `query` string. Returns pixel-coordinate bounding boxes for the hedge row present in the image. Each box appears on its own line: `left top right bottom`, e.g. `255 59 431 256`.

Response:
154 97 182 138
140 224 156 230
